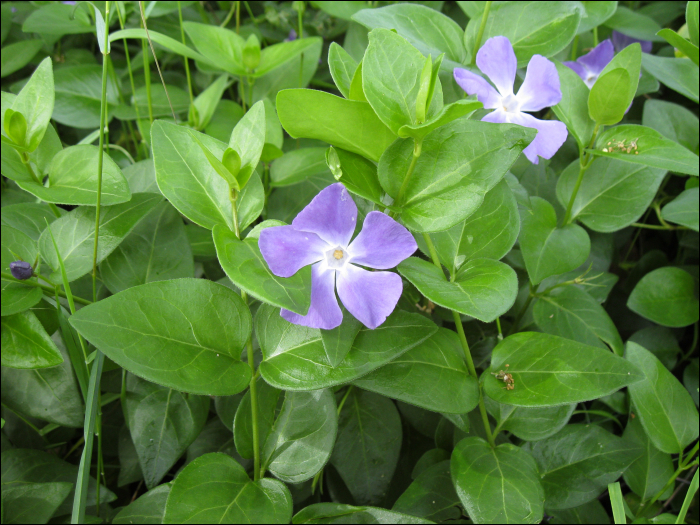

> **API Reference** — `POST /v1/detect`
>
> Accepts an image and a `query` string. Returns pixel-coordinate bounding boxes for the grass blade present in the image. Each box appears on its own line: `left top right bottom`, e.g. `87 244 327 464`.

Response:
609 482 626 524
676 469 699 524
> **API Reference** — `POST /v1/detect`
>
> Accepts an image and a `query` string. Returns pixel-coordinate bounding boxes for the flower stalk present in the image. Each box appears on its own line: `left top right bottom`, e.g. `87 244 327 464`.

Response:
471 1 493 65
563 123 601 225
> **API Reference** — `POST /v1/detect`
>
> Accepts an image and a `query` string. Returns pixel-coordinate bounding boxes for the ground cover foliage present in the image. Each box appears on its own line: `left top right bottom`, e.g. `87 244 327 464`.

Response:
1 0 699 523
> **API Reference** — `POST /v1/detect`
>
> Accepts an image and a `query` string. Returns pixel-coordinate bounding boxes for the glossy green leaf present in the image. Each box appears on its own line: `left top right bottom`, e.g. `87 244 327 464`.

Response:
592 124 699 176
256 37 323 78
163 453 293 524
0 481 73 524
484 332 644 407
355 328 479 414
552 61 596 149
548 499 611 524
191 74 229 130
8 57 54 151
122 159 159 194
661 187 699 231
261 388 338 483
604 5 663 40
520 197 590 285
213 224 311 315
70 279 252 396
524 424 642 510
1 225 42 317
333 147 384 205
0 40 44 79
321 306 362 368
488 398 576 442
627 267 699 328
183 22 246 75
464 1 583 67
330 389 402 505
113 484 170 525
380 119 535 232
451 436 544 524
397 99 483 141
230 100 266 174
22 3 93 35
399 257 518 323
328 42 358 98
1 310 63 369
270 148 330 188
257 303 437 391
0 448 115 516
349 60 367 102
641 53 699 103
52 64 119 129
100 202 194 294
392 461 461 522
657 28 699 65
293 503 432 524
186 417 248 468
577 1 618 33
277 89 397 162
534 285 624 355
625 342 699 454
38 193 162 282
1 203 61 242
556 157 666 232
589 68 631 126
642 99 699 153
16 144 130 206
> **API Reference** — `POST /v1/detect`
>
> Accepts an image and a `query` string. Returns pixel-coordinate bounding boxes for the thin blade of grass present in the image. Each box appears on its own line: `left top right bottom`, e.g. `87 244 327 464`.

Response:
676 469 699 524
608 481 626 524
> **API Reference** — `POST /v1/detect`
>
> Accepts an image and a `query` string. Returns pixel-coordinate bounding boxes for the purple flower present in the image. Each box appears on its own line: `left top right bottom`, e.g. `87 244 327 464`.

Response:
454 36 568 164
564 39 614 88
9 261 33 280
284 29 297 42
259 183 417 330
613 31 653 53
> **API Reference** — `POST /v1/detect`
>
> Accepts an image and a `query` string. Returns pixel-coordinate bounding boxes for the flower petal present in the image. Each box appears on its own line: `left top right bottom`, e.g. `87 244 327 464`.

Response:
508 112 568 164
348 211 417 269
453 68 501 109
259 225 328 278
476 36 517 97
281 262 342 329
517 55 562 112
564 60 587 82
577 39 614 76
292 183 357 247
336 264 402 329
612 31 652 53
481 108 509 124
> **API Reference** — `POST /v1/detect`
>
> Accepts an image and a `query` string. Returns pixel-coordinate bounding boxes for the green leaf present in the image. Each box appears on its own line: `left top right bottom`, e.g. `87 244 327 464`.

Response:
22 3 93 36
190 131 240 190
604 6 664 41
126 382 209 488
257 37 323 78
328 42 358 98
122 159 159 194
413 55 435 124
70 279 252 396
113 484 170 525
38 193 162 282
464 1 583 67
417 179 519 274
52 64 119 128
484 332 644 407
484 398 576 442
0 40 44 78
622 415 675 501
352 4 466 69
641 53 699 103
1 310 63 369
293 503 432 524
392 461 461 522
520 197 590 285
689 1 700 47
236 170 265 232
186 417 247 468
9 57 54 151
0 448 115 516
577 1 618 33
163 453 292 524
191 74 229 130
548 500 612 524
523 424 642 510
625 342 699 454
257 303 437 391
588 68 631 126
100 202 195 294
16 144 131 206
277 89 397 162
657 28 699 65
234 376 281 460
261 389 338 483
661 187 699 231
1 203 62 242
213 225 311 315
591 125 699 176
321 306 362 368
451 437 544 524
642 99 699 153
355 328 478 414
330 389 402 505
0 481 73 524
333 147 384 205
253 40 323 104
1 225 42 316
399 257 518 323
362 29 443 135
627 267 699 328
380 119 535 232
230 100 266 177
109 28 212 66
556 157 667 232
534 285 623 355
183 22 246 75
243 34 261 71
397 99 483 140
270 147 330 187
349 60 367 102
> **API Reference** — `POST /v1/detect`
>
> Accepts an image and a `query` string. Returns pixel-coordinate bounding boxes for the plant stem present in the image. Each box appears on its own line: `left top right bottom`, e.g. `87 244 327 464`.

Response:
178 1 194 105
394 139 422 208
471 1 492 65
92 0 111 304
298 4 304 88
220 0 237 27
239 76 247 112
141 37 153 124
20 153 62 218
236 0 241 33
563 124 600 225
570 35 579 60
1 272 92 305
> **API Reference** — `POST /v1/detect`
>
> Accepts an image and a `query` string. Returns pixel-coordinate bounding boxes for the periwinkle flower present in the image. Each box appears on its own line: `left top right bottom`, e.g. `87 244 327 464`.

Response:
612 31 653 53
284 29 298 42
564 39 614 88
259 183 417 330
9 261 33 280
454 36 567 164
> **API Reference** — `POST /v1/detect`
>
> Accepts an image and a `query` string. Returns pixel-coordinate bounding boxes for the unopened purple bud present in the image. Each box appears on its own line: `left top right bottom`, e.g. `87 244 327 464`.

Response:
285 29 298 42
10 261 33 280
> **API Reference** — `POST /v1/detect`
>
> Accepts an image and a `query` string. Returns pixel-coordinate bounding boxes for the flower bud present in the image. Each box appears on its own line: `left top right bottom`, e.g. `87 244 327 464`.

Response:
10 261 33 280
242 34 261 72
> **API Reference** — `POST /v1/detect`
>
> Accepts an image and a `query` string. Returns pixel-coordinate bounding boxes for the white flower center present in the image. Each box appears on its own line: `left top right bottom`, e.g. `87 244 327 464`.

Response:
584 74 598 89
501 93 520 113
325 246 350 270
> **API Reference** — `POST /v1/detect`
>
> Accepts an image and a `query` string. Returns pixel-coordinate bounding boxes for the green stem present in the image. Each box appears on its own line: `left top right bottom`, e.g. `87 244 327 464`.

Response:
220 0 237 27
570 35 579 60
239 76 247 112
0 402 49 442
178 1 194 105
593 26 599 47
236 0 241 33
631 222 682 230
394 139 422 209
20 153 62 218
679 322 698 364
563 124 600 226
639 442 699 517
92 0 111 304
1 272 92 305
142 37 153 124
298 4 304 88
471 1 492 65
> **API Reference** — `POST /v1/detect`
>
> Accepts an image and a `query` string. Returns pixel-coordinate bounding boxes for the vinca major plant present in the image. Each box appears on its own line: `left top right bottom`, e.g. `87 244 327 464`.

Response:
1 1 699 524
